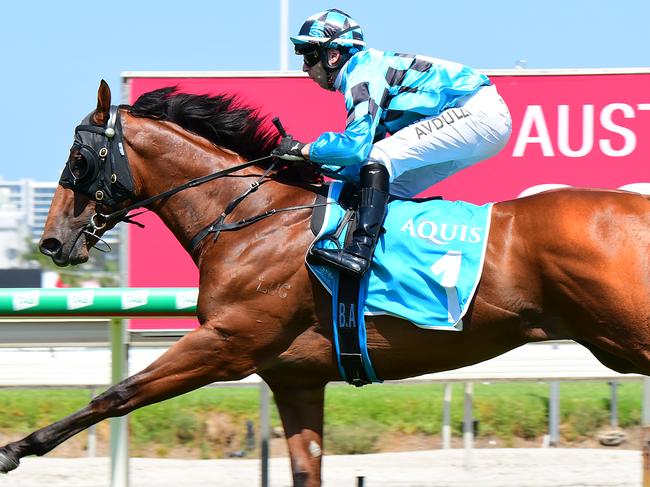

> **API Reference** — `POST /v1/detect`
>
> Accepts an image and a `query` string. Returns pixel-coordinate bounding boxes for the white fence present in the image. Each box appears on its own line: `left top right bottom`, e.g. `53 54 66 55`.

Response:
0 341 641 388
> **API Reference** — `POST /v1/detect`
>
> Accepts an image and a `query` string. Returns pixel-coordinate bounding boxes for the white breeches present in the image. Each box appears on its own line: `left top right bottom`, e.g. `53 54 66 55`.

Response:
368 84 512 198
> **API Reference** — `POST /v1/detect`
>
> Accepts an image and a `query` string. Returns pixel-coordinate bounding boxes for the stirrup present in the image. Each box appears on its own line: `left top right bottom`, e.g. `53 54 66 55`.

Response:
310 247 370 276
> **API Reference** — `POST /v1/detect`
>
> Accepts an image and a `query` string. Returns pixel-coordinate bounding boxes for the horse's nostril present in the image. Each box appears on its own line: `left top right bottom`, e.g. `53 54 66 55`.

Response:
40 238 62 256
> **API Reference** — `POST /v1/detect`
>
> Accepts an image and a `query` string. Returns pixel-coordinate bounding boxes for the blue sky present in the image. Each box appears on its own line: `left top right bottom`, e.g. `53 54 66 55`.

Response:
1 0 648 182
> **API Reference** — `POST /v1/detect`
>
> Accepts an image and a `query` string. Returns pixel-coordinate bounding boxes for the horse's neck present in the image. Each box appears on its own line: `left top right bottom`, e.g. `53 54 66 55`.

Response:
124 116 317 262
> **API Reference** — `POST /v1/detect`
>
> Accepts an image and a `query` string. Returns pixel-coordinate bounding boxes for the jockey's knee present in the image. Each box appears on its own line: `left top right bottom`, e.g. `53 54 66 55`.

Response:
366 146 392 170
360 163 389 190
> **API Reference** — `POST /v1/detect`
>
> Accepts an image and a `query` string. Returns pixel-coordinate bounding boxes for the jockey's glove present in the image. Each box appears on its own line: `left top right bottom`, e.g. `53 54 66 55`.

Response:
272 135 306 161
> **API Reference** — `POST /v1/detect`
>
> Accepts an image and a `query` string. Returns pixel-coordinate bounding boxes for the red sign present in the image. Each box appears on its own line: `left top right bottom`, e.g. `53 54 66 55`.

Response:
125 71 650 330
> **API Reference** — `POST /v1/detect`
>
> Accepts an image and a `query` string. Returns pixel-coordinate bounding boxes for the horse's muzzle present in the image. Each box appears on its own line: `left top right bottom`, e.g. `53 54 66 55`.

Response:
39 234 88 266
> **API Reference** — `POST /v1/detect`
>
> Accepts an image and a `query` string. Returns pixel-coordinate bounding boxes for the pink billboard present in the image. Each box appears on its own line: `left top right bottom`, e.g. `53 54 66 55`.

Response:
124 70 650 330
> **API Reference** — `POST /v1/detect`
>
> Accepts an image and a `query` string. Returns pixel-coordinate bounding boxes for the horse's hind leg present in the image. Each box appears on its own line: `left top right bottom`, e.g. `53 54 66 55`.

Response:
269 383 325 487
0 324 256 473
552 249 650 375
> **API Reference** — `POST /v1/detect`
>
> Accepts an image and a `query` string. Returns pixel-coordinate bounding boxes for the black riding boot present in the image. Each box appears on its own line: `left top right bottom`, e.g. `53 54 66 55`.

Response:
311 163 389 276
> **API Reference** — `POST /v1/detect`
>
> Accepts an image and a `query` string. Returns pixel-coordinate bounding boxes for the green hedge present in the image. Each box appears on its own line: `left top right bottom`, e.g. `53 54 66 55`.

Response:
0 381 642 457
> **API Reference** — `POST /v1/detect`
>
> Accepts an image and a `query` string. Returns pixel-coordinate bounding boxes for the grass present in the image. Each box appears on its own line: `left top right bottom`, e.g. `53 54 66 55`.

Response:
0 381 643 457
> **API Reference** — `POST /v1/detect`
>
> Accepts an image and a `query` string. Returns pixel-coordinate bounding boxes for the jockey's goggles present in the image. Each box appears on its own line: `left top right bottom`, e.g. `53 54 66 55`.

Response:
294 24 362 69
295 45 321 67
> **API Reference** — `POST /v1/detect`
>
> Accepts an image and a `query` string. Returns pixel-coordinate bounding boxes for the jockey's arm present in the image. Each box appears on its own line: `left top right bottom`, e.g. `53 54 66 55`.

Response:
308 66 388 167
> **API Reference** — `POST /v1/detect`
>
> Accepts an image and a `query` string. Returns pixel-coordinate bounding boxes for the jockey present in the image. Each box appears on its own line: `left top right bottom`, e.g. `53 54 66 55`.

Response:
272 8 512 276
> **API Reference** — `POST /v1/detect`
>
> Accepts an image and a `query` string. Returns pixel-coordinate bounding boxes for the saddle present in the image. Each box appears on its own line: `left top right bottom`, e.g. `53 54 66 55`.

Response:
307 181 493 387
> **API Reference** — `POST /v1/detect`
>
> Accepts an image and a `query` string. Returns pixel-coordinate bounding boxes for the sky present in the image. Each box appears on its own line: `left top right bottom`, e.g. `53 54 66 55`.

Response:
1 0 648 182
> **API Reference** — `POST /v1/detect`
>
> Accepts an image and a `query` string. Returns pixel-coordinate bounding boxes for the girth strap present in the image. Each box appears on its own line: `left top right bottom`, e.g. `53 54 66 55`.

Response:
335 273 373 387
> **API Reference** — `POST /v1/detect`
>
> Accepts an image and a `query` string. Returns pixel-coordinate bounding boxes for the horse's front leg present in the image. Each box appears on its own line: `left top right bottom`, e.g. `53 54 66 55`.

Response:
0 323 257 473
270 384 325 487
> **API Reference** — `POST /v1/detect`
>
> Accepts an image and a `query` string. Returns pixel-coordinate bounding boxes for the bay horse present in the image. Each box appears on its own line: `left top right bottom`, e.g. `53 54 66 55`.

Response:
1 80 649 486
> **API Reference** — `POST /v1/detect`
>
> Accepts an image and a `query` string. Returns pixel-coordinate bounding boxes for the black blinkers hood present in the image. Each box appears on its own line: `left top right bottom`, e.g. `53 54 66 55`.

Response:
59 106 136 207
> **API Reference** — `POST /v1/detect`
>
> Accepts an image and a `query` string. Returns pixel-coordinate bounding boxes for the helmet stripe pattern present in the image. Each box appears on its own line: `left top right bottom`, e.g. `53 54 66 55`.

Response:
291 9 365 48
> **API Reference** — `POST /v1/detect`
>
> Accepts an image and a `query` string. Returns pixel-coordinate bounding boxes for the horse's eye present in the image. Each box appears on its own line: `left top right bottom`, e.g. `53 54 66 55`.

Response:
69 154 88 179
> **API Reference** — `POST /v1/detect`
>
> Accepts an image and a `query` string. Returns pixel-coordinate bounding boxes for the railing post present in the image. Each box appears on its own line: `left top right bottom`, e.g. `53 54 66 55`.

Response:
110 318 129 487
463 382 473 469
87 387 97 457
260 381 271 487
442 383 452 449
609 381 619 428
549 381 560 446
112 223 130 487
642 378 650 487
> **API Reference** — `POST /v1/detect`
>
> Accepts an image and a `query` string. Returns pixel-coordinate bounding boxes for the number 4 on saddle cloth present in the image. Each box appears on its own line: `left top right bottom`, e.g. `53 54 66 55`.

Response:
307 181 493 387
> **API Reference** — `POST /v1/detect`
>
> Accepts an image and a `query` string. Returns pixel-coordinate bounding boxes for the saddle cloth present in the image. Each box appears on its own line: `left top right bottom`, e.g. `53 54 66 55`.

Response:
307 182 493 331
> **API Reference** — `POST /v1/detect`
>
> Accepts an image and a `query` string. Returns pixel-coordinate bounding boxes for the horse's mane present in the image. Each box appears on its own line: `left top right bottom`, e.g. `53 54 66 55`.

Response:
128 86 323 185
128 87 279 161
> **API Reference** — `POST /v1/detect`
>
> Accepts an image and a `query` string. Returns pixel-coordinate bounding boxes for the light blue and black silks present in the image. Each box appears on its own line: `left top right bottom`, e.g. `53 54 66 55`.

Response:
307 181 493 385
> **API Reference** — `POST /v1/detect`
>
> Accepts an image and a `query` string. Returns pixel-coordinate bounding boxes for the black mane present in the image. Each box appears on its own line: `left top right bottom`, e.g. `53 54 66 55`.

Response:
128 87 279 161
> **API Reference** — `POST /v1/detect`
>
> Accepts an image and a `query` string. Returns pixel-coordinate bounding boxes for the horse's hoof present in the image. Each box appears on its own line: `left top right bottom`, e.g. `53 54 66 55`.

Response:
0 451 19 473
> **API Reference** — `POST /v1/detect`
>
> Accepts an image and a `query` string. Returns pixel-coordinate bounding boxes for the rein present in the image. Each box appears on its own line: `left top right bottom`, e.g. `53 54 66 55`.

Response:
95 156 268 228
90 154 333 256
110 155 331 256
81 155 269 252
75 109 333 255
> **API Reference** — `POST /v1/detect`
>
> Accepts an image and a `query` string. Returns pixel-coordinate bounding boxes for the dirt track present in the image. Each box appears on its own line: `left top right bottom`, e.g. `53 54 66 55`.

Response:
0 448 641 486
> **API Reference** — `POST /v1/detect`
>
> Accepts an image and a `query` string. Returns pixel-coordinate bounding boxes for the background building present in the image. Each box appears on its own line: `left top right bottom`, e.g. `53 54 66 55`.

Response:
0 179 57 246
0 179 119 271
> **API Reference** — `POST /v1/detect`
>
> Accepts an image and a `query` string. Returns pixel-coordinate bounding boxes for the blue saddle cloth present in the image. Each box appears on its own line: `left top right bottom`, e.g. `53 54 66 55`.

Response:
307 182 493 331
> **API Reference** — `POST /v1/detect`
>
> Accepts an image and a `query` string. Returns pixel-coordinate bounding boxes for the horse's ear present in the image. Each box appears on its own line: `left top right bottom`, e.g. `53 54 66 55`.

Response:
92 79 112 125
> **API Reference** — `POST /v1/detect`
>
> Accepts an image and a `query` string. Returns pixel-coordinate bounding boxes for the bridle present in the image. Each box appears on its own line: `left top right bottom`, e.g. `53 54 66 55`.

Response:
59 108 331 255
59 105 138 251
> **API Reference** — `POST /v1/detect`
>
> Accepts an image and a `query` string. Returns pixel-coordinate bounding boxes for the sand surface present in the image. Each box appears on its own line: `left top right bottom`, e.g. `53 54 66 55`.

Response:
0 448 642 486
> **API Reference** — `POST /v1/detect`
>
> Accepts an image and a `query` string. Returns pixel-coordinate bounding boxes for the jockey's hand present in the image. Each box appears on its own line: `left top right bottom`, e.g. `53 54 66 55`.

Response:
271 135 306 161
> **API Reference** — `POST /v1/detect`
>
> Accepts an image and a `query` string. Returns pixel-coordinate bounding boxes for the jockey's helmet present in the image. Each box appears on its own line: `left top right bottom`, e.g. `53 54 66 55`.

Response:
291 9 365 70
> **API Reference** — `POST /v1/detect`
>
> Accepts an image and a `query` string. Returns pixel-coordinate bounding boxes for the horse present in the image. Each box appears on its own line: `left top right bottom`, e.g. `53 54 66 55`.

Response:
1 79 648 486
